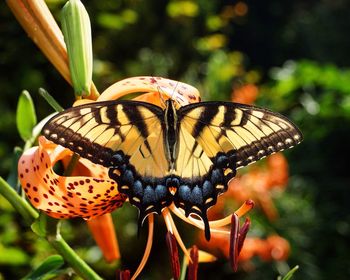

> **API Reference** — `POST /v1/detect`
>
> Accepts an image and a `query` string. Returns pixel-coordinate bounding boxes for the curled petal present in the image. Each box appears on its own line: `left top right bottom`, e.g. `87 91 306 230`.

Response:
18 138 126 219
98 76 201 106
166 231 180 280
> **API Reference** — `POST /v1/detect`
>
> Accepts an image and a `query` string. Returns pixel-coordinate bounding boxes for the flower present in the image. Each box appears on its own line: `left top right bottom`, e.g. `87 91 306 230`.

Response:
231 83 259 105
239 235 290 263
227 153 289 221
18 136 126 219
199 233 290 269
18 76 255 278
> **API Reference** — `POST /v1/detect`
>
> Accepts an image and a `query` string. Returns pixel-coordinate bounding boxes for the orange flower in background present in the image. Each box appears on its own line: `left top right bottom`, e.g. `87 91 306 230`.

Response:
228 153 289 221
198 233 290 267
231 83 259 105
239 235 290 262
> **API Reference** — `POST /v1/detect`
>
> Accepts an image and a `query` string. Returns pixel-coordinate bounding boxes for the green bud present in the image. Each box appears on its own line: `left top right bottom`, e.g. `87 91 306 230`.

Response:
61 0 92 97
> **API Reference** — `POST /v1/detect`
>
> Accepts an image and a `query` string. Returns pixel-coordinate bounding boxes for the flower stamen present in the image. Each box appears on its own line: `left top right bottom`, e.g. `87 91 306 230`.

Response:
188 245 199 280
131 215 154 280
163 208 192 261
229 214 251 272
165 231 180 280
235 199 255 218
170 200 254 233
229 213 240 272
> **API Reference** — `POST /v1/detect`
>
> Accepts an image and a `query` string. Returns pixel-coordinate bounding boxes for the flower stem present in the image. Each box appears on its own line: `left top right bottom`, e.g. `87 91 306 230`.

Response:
0 176 38 224
63 153 80 176
47 226 103 280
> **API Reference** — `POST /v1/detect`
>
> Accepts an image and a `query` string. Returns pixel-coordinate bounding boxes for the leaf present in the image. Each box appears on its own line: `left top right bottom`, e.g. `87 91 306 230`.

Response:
23 255 64 280
31 212 47 237
38 88 63 112
279 265 299 280
16 90 37 141
0 246 29 265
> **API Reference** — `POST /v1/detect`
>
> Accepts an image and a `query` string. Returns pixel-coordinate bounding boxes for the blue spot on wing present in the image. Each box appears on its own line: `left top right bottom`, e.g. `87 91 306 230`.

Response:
191 186 203 204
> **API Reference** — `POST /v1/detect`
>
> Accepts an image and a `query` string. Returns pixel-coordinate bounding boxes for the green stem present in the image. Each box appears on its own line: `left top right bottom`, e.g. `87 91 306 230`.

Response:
0 176 38 224
47 225 103 280
179 254 188 280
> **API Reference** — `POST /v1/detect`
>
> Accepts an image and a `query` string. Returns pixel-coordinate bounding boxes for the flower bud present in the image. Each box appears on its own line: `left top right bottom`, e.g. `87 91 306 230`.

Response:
61 0 92 96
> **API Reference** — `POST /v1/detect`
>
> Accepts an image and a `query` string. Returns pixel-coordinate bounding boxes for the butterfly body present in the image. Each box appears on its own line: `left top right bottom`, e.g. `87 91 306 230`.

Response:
43 98 302 240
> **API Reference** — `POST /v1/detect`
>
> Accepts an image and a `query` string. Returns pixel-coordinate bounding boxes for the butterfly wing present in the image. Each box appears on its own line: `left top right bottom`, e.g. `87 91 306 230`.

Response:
174 101 302 239
42 101 174 220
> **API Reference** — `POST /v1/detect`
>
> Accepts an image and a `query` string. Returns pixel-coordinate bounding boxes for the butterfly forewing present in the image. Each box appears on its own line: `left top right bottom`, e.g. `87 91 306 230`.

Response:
179 102 303 169
42 100 168 175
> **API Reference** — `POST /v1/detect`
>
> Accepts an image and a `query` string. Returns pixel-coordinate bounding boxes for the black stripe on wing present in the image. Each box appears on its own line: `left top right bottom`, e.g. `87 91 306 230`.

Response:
179 101 303 169
42 100 164 167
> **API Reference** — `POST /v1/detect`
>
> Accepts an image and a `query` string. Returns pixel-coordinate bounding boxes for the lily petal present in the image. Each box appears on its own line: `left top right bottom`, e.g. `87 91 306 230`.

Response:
18 137 126 219
98 76 201 106
87 213 120 263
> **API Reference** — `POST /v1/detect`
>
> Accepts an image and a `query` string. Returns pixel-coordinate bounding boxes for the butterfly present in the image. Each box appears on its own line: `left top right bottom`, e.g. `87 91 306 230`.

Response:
42 98 302 240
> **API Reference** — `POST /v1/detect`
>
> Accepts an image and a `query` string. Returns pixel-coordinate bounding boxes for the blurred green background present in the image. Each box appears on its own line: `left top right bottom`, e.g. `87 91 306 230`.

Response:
1 0 350 279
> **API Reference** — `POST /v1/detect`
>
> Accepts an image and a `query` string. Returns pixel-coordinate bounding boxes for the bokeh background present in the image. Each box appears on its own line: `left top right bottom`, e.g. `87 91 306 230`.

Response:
1 0 350 279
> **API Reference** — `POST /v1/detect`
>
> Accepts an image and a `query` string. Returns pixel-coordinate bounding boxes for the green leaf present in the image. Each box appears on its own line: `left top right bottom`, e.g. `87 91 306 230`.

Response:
6 147 23 191
31 212 48 237
16 90 37 141
279 265 299 280
61 0 93 96
0 246 29 265
38 88 64 112
23 255 64 280
0 176 39 224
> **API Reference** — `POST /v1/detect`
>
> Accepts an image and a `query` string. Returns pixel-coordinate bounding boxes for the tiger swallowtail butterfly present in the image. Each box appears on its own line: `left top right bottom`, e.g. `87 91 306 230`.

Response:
42 97 302 240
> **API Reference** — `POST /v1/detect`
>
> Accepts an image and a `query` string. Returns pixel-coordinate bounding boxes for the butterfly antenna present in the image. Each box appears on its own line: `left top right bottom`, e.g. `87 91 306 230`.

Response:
171 81 180 102
152 76 166 108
